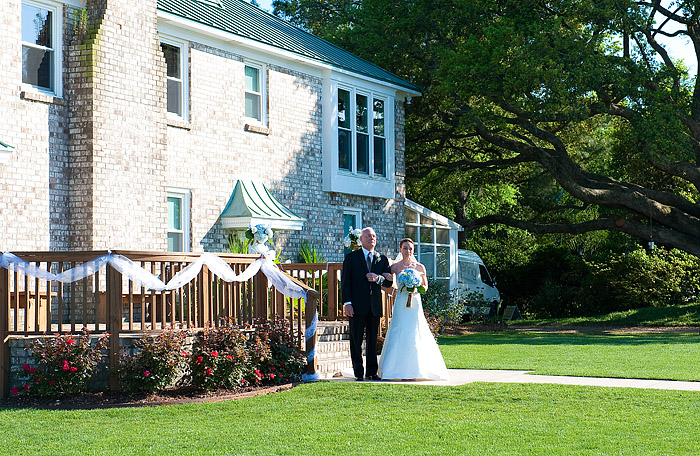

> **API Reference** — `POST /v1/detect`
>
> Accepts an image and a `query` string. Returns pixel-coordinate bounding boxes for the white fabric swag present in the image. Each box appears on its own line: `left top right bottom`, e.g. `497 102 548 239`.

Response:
0 251 307 300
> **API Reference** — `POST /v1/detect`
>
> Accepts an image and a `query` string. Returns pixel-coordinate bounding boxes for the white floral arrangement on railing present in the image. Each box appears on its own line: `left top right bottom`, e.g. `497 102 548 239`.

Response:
342 227 362 250
246 224 275 258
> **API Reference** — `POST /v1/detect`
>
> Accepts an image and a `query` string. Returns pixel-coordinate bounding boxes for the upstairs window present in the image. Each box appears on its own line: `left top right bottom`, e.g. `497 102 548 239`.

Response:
337 87 387 177
244 64 265 123
22 1 61 95
160 37 188 120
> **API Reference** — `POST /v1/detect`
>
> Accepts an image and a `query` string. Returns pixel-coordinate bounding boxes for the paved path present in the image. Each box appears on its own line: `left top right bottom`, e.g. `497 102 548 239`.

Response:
332 369 700 391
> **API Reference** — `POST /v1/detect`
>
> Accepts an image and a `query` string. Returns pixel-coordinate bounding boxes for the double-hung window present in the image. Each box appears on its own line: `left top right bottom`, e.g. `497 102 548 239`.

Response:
160 37 188 120
167 189 191 252
244 63 266 124
21 0 62 96
337 88 387 177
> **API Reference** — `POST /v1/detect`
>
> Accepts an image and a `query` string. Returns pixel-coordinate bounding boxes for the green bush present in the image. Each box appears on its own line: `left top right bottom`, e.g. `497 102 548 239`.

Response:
189 326 252 390
118 330 188 393
13 330 109 397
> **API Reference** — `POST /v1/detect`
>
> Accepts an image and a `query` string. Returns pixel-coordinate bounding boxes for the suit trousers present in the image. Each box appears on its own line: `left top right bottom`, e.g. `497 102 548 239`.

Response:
348 312 381 378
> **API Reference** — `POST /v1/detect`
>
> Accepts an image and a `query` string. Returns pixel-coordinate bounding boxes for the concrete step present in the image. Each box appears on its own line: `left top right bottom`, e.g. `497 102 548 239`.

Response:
315 322 352 378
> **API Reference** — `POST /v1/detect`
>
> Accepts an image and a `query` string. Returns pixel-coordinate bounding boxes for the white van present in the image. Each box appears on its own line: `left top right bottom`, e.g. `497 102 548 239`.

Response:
457 250 501 316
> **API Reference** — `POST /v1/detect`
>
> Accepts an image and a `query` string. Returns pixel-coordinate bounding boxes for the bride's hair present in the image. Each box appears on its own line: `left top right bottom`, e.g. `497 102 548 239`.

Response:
399 238 414 248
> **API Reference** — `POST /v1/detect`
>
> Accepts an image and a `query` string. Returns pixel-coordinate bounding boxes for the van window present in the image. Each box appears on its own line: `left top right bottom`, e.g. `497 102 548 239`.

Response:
479 264 494 287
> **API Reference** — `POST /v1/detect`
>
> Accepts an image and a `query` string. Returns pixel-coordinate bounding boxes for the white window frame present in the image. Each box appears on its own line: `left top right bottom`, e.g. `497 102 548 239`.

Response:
159 35 189 121
21 0 63 97
167 188 191 252
323 78 395 199
244 61 267 125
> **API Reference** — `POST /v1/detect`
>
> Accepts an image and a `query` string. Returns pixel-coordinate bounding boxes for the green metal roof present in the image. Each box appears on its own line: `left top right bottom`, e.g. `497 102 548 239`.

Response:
220 180 305 230
0 140 15 153
157 0 420 93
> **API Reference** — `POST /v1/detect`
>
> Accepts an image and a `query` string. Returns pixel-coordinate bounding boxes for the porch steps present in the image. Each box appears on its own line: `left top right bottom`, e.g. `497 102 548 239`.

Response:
315 321 352 379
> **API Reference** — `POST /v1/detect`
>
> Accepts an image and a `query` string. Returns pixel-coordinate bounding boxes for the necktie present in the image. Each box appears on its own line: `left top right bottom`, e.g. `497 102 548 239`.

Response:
366 252 372 271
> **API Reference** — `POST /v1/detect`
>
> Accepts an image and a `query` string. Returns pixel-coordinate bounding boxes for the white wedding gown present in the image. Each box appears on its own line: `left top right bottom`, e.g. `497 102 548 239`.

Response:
377 288 450 380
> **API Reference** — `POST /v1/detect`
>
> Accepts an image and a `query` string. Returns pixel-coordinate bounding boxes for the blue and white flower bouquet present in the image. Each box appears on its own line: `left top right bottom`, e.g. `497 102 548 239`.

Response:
342 227 362 250
245 224 274 258
397 268 425 307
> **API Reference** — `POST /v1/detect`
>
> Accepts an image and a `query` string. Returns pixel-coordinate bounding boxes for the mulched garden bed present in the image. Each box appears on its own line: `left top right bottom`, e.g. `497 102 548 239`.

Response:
0 382 299 410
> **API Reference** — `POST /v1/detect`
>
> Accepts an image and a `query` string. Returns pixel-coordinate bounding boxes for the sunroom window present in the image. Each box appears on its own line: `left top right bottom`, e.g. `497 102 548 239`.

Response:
405 207 451 284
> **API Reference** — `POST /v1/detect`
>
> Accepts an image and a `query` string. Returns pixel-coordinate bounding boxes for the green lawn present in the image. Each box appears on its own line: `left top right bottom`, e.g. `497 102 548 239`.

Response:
440 331 700 380
2 331 700 455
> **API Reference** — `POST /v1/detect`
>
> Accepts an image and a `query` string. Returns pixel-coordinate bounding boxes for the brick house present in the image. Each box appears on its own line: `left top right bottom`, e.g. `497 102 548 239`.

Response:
0 0 421 262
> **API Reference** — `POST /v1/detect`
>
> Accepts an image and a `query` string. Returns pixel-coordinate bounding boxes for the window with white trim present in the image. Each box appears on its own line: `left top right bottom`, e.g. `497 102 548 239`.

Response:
244 63 266 123
21 0 62 95
337 87 387 177
405 207 450 284
167 189 191 252
160 37 188 120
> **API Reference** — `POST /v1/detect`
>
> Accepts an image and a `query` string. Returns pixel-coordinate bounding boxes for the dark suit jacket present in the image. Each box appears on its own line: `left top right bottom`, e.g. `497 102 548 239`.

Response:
341 248 393 316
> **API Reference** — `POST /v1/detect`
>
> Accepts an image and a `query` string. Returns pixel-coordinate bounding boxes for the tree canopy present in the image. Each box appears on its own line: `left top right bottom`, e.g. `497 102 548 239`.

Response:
273 0 700 256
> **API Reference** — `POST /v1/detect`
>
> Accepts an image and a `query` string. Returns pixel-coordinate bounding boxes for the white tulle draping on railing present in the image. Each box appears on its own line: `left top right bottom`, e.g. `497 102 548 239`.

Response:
0 251 307 300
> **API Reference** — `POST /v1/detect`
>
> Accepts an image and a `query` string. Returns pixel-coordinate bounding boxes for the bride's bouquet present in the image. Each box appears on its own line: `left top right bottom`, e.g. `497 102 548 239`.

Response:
397 268 425 308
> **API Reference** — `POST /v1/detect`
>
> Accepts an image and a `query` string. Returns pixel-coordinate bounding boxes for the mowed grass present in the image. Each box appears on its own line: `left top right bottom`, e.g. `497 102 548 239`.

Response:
2 381 700 455
439 331 700 381
3 330 700 455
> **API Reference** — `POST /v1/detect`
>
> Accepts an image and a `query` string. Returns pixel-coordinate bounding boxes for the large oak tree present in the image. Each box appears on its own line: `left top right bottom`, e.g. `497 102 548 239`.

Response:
274 0 700 256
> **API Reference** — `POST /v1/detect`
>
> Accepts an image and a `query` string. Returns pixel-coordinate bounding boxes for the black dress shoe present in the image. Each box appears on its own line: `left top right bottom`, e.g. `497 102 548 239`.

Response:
355 377 364 381
365 375 381 381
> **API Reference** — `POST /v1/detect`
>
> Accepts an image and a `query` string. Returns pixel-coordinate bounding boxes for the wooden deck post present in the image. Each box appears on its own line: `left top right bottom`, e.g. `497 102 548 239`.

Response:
0 268 9 398
304 290 320 378
253 270 268 320
106 264 122 391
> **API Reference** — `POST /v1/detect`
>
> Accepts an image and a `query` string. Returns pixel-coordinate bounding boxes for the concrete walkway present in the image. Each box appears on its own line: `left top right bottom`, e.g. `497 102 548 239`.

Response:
331 369 700 391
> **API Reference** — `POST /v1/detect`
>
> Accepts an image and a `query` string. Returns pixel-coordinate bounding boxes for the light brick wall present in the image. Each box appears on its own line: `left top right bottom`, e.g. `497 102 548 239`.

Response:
0 1 72 251
0 1 406 261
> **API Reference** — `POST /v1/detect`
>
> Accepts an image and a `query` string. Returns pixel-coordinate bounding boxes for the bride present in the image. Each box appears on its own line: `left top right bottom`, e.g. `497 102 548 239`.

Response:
378 238 449 381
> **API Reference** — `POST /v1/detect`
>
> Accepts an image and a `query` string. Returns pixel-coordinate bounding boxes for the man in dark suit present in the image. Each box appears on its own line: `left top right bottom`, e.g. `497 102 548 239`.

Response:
341 227 393 381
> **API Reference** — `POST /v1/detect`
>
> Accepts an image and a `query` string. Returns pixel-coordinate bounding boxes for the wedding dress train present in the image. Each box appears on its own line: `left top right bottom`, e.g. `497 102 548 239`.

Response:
377 288 449 380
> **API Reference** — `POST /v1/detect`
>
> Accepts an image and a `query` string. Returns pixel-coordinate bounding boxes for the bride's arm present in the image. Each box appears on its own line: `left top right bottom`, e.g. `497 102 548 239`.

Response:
418 264 428 289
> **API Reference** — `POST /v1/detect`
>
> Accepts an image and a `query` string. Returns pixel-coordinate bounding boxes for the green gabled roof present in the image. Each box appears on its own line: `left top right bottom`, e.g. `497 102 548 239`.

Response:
0 140 15 152
220 180 305 230
157 0 421 93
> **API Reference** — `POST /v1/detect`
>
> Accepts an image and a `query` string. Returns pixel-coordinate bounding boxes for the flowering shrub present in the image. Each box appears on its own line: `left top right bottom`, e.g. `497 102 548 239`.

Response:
251 319 306 384
118 330 188 393
189 326 251 390
14 330 109 397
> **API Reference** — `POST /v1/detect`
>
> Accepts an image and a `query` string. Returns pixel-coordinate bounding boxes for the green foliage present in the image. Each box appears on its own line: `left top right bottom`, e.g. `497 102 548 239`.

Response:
298 239 327 263
422 278 465 326
188 320 306 390
227 233 251 254
13 330 108 397
117 330 187 393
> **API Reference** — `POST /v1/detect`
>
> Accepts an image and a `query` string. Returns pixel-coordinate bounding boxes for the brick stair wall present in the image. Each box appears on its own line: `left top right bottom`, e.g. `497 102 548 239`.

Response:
315 322 352 379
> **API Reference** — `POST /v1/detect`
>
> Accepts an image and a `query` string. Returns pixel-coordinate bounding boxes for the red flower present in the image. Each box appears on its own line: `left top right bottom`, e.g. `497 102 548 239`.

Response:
143 370 151 377
211 350 219 358
34 378 41 383
205 368 213 375
70 366 78 373
29 367 36 374
269 373 275 379
49 380 55 386
62 364 70 372
66 338 74 345
196 355 203 365
23 384 30 391
270 366 275 371
10 387 18 395
62 359 69 365
22 363 30 371
180 350 188 357
226 355 233 360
